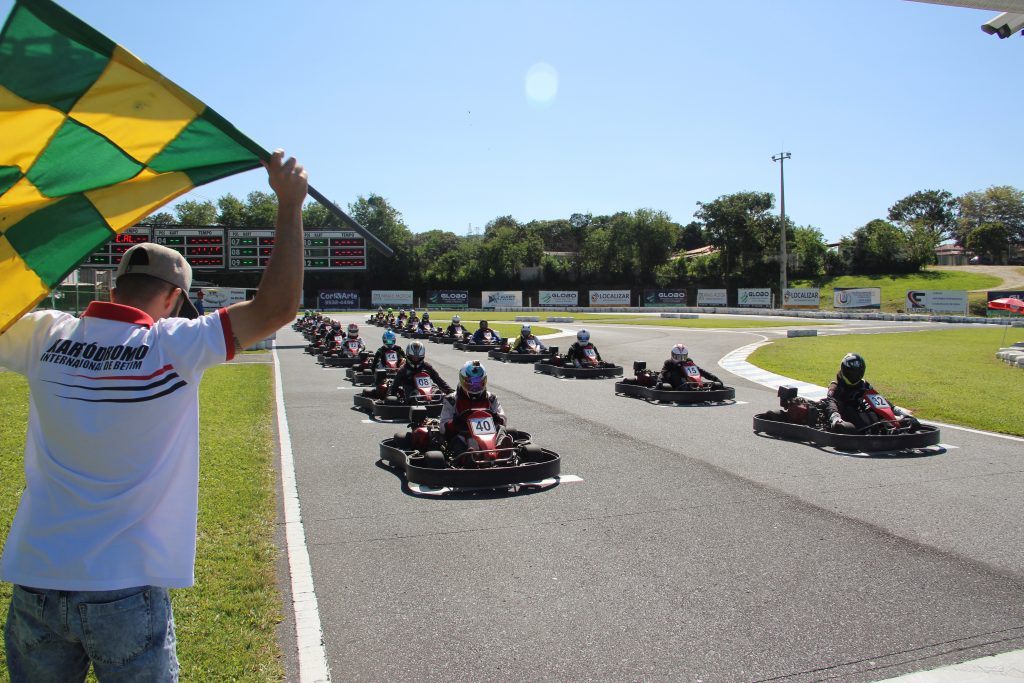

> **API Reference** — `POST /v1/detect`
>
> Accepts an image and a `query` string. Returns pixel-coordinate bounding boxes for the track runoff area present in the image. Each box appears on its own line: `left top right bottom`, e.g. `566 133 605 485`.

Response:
273 311 1024 683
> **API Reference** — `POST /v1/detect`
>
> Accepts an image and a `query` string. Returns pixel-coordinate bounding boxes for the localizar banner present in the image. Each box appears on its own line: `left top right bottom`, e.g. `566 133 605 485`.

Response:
589 290 631 306
783 288 820 309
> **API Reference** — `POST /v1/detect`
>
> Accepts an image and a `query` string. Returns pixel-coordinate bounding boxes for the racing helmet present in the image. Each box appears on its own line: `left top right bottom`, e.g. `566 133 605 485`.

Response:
399 308 406 315
347 323 359 339
459 360 487 398
377 306 383 311
406 341 426 365
383 330 396 345
452 315 461 324
521 324 532 336
671 344 689 362
479 320 488 329
410 309 417 317
577 329 590 343
839 353 866 385
422 312 430 321
387 307 393 315
331 321 341 330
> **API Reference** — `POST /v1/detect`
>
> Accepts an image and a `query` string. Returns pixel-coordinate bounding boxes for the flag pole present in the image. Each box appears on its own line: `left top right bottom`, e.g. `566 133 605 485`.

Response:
307 185 394 258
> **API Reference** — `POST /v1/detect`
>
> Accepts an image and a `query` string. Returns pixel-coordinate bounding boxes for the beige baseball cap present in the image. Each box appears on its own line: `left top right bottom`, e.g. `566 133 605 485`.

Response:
115 242 199 319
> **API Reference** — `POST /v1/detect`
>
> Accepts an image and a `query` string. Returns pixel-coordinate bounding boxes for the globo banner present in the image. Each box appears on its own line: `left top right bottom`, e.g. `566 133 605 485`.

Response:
539 290 578 307
737 288 772 308
317 289 360 310
643 290 687 306
427 290 469 309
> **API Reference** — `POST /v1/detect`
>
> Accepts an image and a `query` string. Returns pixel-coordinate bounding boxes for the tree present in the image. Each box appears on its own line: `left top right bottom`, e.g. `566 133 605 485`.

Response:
846 218 927 274
957 185 1024 249
693 191 775 278
632 209 679 285
302 201 342 228
887 189 958 243
966 223 1010 262
242 191 277 227
348 194 413 284
143 211 175 225
217 193 246 226
790 225 828 278
174 199 217 225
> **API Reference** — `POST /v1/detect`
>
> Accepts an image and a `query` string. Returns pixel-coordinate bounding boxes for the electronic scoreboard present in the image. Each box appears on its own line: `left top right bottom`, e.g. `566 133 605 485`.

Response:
228 229 366 270
87 227 367 271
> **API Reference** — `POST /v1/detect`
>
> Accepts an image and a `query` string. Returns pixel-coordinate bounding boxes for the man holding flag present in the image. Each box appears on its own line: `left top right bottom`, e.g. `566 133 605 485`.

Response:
0 150 307 681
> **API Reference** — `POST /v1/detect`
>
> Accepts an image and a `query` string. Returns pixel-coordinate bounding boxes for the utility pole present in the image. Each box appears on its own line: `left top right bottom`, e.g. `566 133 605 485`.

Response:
772 152 791 304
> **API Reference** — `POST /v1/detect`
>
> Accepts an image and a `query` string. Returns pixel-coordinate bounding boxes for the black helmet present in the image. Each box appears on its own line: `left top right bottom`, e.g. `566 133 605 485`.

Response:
479 320 488 328
838 353 865 385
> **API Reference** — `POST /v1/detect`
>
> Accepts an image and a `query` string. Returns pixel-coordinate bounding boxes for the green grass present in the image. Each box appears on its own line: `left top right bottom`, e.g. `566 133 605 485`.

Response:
791 269 1003 313
748 328 1024 436
0 365 283 681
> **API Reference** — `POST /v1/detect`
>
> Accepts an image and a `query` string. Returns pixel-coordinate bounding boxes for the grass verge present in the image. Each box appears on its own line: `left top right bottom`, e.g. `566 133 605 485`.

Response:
748 328 1024 436
791 270 1002 312
0 365 283 681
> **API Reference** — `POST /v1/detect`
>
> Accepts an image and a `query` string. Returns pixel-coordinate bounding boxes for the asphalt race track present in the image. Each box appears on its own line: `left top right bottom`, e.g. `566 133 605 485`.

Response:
274 314 1024 683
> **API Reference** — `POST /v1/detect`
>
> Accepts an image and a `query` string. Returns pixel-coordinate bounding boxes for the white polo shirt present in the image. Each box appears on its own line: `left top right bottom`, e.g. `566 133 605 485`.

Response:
0 302 234 590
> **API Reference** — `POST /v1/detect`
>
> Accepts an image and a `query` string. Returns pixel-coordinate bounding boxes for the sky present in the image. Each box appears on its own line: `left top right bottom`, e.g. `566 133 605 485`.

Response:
3 0 1021 243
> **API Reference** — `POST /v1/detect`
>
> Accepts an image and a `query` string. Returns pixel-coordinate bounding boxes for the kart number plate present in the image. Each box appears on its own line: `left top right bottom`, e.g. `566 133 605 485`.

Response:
348 341 361 352
584 348 596 358
415 376 433 389
484 332 493 341
470 417 496 435
527 339 538 349
867 393 889 408
385 351 398 363
685 365 701 378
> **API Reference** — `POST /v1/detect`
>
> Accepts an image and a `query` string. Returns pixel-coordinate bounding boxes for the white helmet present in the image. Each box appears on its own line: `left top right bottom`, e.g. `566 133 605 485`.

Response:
521 324 532 336
452 315 461 324
577 329 590 343
671 344 689 362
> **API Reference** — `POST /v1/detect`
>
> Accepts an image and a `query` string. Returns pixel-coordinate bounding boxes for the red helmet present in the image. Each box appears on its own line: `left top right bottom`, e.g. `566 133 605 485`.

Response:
347 323 359 339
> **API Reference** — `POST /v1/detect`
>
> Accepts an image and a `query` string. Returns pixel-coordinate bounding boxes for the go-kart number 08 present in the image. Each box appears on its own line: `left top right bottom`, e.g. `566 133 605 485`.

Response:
415 376 433 388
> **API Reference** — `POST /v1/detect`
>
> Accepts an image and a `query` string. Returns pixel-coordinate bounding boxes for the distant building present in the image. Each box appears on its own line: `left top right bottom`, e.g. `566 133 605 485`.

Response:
682 245 718 259
935 243 967 266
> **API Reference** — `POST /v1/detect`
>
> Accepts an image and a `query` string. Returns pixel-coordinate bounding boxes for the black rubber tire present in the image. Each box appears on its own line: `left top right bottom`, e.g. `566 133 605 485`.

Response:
424 451 446 469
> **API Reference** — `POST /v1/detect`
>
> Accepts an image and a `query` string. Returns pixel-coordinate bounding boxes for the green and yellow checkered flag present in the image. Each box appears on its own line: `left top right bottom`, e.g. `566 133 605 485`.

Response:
0 0 268 333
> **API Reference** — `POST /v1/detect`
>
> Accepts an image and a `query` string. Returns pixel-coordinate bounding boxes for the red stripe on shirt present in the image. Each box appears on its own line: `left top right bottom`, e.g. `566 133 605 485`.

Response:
69 364 174 381
219 308 235 361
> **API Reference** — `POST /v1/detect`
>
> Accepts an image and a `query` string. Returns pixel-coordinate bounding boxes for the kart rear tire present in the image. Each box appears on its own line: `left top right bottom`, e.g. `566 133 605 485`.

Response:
424 451 446 469
520 443 543 462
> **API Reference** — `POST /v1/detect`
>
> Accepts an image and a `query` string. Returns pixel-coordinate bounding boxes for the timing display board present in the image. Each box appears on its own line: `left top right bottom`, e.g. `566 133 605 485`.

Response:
84 226 150 267
228 229 366 270
87 227 367 271
152 227 226 269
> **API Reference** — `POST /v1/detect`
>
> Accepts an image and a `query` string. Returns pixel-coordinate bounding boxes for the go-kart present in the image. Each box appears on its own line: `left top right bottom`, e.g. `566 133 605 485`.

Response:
371 370 447 420
534 347 622 379
407 322 437 339
432 328 468 345
378 406 561 491
320 338 368 367
752 385 941 452
347 348 403 384
454 330 502 351
615 361 735 403
489 340 557 364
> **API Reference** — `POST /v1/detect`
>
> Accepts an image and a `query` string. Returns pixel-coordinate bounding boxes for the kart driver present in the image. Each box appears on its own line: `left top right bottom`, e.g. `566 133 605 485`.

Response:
471 320 501 344
387 341 453 399
406 309 419 328
416 311 434 333
820 352 920 434
439 360 507 453
510 324 546 353
658 344 724 388
372 329 406 369
445 315 466 336
565 329 602 367
342 322 366 354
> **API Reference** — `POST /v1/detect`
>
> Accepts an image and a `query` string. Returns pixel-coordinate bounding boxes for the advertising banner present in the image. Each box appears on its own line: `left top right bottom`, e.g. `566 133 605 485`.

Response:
427 290 469 309
198 287 246 308
538 290 579 307
987 290 1024 317
697 289 727 306
589 290 632 306
834 287 881 309
905 290 968 315
318 289 360 310
737 288 772 308
783 288 820 310
371 290 414 307
482 290 522 308
643 290 687 307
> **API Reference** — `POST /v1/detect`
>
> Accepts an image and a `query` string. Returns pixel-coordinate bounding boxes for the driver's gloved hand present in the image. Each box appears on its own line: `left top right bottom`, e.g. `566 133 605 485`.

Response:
829 413 855 433
710 381 724 388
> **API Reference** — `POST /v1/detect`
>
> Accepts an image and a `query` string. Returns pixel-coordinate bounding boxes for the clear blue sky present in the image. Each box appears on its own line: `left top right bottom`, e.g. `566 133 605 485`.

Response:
4 0 1021 242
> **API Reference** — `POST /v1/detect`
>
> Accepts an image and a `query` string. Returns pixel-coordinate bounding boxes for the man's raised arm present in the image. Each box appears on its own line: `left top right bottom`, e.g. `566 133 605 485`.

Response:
227 150 308 351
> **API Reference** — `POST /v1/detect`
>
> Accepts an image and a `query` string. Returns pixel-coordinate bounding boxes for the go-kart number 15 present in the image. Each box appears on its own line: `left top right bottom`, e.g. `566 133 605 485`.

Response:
685 365 700 377
471 417 496 434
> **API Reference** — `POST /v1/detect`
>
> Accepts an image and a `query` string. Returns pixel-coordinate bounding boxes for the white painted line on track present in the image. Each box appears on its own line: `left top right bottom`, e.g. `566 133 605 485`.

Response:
719 339 1024 443
273 345 331 683
869 647 1024 682
336 386 356 390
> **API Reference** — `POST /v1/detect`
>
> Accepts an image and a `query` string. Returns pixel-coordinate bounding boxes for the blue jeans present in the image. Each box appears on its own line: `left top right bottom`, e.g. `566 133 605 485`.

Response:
4 585 178 682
